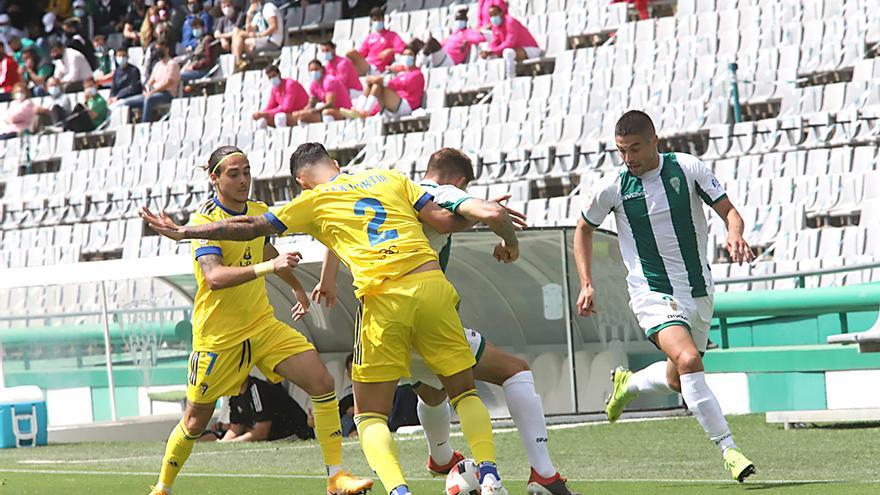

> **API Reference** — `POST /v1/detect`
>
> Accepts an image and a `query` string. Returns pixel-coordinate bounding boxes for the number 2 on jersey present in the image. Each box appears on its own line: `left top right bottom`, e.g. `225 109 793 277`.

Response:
354 198 399 246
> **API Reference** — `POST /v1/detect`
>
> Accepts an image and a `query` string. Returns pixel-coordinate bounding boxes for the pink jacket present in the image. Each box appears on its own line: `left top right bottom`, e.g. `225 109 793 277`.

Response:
477 0 508 28
387 67 425 111
309 74 353 110
1 99 36 136
325 55 362 92
358 29 407 72
443 28 486 65
488 15 539 55
263 78 309 117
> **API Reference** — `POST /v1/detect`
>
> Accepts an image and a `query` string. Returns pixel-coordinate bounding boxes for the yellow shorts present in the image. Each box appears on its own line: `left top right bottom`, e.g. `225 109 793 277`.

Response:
352 270 475 383
186 318 315 404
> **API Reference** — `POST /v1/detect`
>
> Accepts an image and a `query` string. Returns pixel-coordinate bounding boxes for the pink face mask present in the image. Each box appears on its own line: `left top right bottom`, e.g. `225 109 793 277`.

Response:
150 14 158 23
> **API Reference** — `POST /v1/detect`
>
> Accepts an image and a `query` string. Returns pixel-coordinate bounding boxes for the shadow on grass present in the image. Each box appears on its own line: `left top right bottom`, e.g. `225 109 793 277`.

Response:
743 482 835 490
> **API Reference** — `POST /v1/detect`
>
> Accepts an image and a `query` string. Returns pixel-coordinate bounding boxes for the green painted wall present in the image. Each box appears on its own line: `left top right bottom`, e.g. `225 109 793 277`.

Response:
91 386 142 421
4 362 188 389
747 372 827 412
709 310 878 348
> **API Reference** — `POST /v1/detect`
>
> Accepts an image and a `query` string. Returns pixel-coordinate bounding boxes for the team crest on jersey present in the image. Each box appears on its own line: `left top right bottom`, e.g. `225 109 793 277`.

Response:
198 239 209 246
670 177 681 194
241 246 252 266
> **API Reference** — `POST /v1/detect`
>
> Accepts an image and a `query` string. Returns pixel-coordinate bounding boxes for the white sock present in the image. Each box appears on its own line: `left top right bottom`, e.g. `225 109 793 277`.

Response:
502 48 517 78
327 465 341 477
322 114 335 123
416 397 454 465
627 361 674 395
156 483 171 494
679 372 738 453
503 370 556 478
361 95 378 112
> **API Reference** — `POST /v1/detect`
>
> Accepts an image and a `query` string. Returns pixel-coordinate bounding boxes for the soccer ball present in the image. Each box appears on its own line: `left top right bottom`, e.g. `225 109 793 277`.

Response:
445 458 480 495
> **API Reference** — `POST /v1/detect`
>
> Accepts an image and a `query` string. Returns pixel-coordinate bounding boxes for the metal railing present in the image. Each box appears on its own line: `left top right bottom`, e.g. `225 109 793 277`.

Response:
715 260 880 289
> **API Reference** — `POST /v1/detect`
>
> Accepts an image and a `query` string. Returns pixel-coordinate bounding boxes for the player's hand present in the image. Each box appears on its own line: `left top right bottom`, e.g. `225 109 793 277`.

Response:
726 234 755 266
489 193 527 229
577 284 596 317
311 279 337 308
493 239 519 263
273 251 302 272
292 289 310 321
139 207 186 241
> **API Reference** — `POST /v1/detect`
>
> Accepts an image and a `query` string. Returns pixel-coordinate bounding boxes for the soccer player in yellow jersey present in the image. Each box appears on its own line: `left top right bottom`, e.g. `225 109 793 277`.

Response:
145 146 372 495
141 143 518 495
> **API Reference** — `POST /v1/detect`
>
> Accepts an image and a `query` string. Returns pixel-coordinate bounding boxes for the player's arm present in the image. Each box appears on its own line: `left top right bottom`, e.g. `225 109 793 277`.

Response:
219 422 246 441
573 218 597 317
264 243 310 320
417 200 475 234
140 207 278 241
226 420 271 442
312 249 341 308
197 250 301 291
711 197 755 266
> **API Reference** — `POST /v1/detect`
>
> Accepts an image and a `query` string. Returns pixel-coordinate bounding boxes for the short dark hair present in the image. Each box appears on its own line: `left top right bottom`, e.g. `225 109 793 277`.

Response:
320 39 336 48
615 110 656 137
308 58 323 69
426 148 475 183
369 6 384 18
204 145 245 176
264 64 280 75
289 142 331 178
190 17 204 28
93 34 106 43
50 41 65 51
455 9 468 20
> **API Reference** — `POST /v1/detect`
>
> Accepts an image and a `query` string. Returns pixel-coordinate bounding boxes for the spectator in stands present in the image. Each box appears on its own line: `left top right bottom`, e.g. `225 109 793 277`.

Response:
7 36 35 69
93 35 114 86
138 5 160 47
231 0 283 72
320 40 362 101
19 48 52 97
93 0 125 36
480 5 543 79
0 13 27 53
108 46 142 105
71 0 95 39
612 0 650 20
121 40 179 123
122 0 147 46
152 0 186 46
36 77 72 126
305 58 354 123
61 17 97 70
62 76 108 132
144 22 173 82
46 1 73 19
417 8 485 68
37 13 63 59
221 375 315 443
344 46 424 120
346 7 406 76
50 41 91 92
0 43 21 102
477 0 507 29
182 0 213 51
0 82 36 140
214 0 245 54
251 64 308 128
180 17 216 85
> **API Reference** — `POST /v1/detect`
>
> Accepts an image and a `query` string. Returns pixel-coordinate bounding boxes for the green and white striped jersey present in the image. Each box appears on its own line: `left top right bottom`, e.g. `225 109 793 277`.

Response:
419 179 474 272
581 152 727 298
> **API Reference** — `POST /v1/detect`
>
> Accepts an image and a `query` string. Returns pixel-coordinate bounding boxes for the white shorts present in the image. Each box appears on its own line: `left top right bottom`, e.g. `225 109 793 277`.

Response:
383 97 412 119
522 46 544 59
629 291 714 352
402 328 485 389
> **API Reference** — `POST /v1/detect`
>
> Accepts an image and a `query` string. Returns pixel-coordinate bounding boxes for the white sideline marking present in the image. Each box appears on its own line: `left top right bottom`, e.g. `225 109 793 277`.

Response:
0 468 877 485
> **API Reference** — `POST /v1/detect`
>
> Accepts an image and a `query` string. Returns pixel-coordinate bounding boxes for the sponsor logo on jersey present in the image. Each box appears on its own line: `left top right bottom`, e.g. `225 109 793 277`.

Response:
621 191 646 201
667 313 687 320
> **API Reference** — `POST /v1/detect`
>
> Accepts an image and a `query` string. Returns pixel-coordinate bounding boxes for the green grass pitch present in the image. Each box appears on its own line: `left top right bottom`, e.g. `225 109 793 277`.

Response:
0 414 876 494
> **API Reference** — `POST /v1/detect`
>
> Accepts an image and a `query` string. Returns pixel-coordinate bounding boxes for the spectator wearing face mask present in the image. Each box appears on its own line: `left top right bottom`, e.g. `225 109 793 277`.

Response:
50 41 91 92
180 17 216 85
477 0 508 29
0 45 22 102
182 1 213 51
139 5 161 47
36 77 72 126
93 0 124 36
346 7 406 76
71 0 95 39
19 49 52 97
63 76 108 132
0 82 36 140
122 0 147 46
343 46 424 120
0 13 27 53
251 64 308 129
319 40 361 101
121 40 179 123
7 36 35 69
92 34 115 86
62 17 97 70
231 0 284 72
108 46 142 105
37 13 64 63
480 5 543 79
214 0 245 54
306 59 354 123
417 9 485 68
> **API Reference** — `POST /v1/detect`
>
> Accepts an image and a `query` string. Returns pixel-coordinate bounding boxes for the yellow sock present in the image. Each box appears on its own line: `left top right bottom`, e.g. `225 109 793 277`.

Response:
158 420 200 489
450 390 496 464
355 413 407 492
311 391 343 470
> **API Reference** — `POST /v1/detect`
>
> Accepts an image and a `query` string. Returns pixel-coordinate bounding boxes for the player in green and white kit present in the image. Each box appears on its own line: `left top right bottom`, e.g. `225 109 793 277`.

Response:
573 111 757 482
314 149 578 495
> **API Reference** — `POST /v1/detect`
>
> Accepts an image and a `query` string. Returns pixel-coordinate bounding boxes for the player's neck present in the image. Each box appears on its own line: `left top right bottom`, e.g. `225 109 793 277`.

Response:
642 153 661 173
215 195 247 214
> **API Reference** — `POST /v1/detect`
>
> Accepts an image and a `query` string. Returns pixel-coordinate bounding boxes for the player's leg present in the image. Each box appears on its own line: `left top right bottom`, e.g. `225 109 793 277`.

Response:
255 321 372 494
412 383 462 475
346 50 370 76
353 380 410 495
377 87 403 114
152 401 214 494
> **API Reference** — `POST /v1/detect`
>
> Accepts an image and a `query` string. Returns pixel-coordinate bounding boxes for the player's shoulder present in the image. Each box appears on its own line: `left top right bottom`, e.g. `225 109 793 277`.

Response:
668 152 707 173
246 199 270 215
191 198 220 224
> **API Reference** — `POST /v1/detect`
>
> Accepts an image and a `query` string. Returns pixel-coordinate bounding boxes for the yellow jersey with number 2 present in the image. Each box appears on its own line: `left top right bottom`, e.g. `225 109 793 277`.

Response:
264 169 438 298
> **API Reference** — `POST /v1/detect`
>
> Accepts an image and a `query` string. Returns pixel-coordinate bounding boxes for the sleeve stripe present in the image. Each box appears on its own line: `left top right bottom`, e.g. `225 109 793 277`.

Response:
581 211 601 228
413 192 433 211
263 212 287 233
449 197 470 213
709 193 728 206
194 246 223 259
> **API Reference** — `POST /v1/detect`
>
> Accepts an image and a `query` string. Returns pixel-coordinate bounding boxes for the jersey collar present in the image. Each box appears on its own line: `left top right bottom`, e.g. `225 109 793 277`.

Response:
639 153 664 180
213 196 248 216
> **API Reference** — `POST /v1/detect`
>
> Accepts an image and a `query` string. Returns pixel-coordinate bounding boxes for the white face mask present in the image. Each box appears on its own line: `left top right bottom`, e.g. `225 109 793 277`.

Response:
14 92 25 101
222 6 235 17
310 70 322 82
116 56 127 67
49 86 61 97
454 20 467 31
86 87 98 96
270 76 281 87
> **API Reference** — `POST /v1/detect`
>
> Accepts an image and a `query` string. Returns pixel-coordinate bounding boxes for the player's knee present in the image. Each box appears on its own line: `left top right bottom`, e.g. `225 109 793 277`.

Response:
312 370 336 396
182 410 209 435
502 48 516 62
415 384 447 406
676 351 702 374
